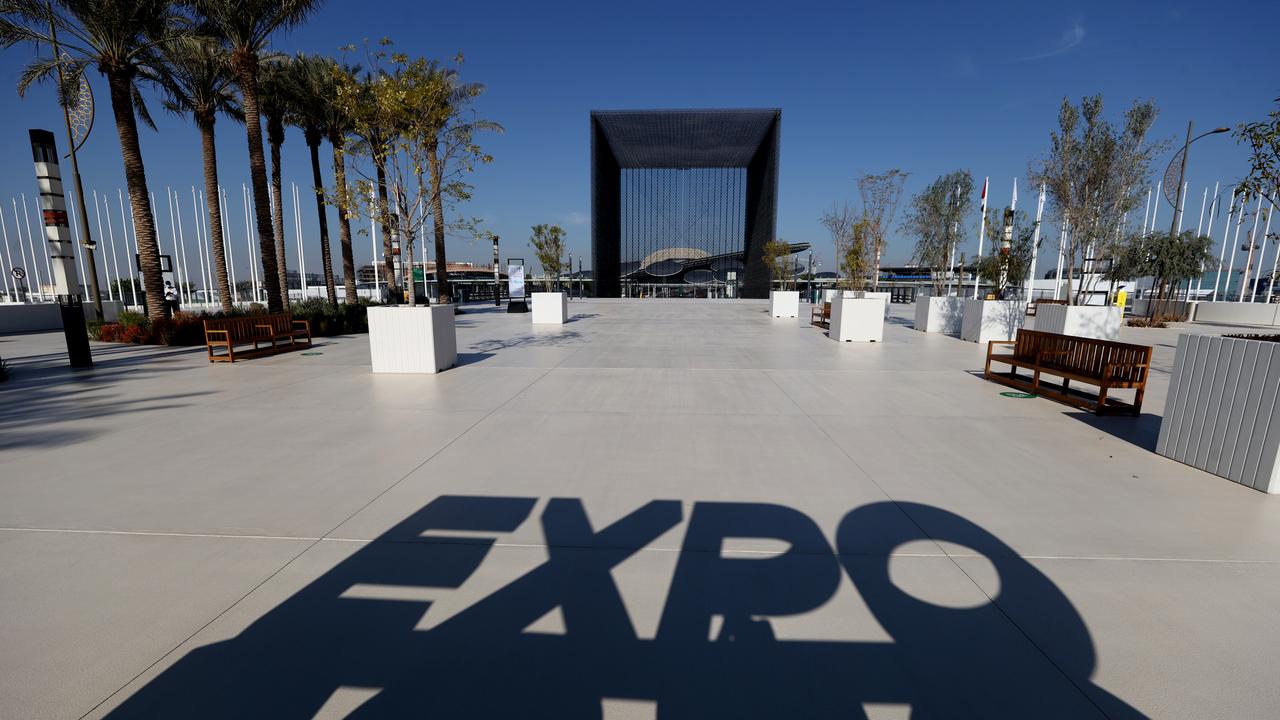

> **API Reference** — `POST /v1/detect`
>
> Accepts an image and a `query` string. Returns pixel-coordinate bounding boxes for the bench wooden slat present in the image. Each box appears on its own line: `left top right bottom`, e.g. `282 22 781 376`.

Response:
204 312 312 363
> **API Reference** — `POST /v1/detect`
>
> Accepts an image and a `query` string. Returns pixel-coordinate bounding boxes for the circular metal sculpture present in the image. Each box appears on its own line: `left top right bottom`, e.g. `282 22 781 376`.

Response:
682 268 716 285
63 53 94 153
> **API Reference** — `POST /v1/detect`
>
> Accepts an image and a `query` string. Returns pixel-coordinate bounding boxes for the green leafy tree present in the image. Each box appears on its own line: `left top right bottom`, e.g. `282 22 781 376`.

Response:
975 206 1032 292
903 170 974 293
150 34 240 312
1029 95 1165 305
841 218 873 291
1235 97 1279 203
857 169 908 290
529 224 566 290
762 239 795 291
1106 230 1217 318
287 53 338 304
192 0 322 312
2 0 185 323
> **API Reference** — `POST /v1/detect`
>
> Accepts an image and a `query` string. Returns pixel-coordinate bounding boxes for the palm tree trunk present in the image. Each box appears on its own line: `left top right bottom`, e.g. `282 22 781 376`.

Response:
305 132 337 305
198 117 233 312
330 134 357 303
231 52 283 313
428 139 451 304
104 70 165 323
374 155 398 301
268 116 288 306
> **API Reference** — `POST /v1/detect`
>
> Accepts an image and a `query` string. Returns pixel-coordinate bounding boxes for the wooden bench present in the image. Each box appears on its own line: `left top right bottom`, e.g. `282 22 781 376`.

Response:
984 329 1152 415
204 313 312 363
811 301 831 328
1026 298 1067 316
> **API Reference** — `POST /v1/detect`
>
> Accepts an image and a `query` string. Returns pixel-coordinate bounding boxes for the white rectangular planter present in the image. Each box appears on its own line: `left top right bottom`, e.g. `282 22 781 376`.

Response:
1035 304 1123 341
367 305 457 374
960 299 1024 344
770 290 800 318
531 292 568 324
913 296 964 334
854 291 891 317
1157 333 1280 493
828 297 884 342
1191 302 1280 327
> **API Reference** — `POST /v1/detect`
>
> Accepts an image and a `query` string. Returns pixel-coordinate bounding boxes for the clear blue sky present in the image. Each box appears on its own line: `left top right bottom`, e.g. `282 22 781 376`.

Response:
0 0 1276 281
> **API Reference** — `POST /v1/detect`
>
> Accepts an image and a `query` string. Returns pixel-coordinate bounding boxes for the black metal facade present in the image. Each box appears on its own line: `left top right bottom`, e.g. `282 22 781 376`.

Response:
591 109 780 298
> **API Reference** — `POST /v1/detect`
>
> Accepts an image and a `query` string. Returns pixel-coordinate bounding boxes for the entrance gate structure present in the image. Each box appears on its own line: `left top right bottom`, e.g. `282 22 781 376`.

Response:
590 109 782 299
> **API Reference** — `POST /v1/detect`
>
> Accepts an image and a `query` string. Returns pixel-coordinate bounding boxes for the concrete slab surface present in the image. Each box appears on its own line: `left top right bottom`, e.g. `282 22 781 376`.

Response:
1 299 1278 719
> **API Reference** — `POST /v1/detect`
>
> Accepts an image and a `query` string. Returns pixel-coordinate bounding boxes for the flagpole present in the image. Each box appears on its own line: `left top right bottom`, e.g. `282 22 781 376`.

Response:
103 190 125 306
1267 197 1280 303
0 205 16 300
973 177 988 298
27 195 55 298
1141 190 1152 237
1025 183 1045 303
1239 194 1263 302
1249 193 1274 303
242 185 255 304
116 191 137 307
1212 188 1236 301
370 186 380 300
1195 183 1217 298
1148 181 1162 236
90 191 113 302
1224 196 1248 302
1054 222 1067 300
221 186 236 304
22 195 49 300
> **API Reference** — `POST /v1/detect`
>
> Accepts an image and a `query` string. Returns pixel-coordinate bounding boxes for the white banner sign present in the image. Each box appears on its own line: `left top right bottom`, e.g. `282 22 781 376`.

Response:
508 265 525 299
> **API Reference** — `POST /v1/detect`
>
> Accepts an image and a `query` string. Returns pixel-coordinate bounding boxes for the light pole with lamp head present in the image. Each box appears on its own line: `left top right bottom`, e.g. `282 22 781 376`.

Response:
1164 122 1229 306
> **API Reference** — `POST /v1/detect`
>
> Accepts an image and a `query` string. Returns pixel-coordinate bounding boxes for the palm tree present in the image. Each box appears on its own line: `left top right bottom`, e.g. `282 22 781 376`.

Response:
258 58 292 305
286 53 336 304
327 61 360 303
149 34 238 312
190 0 321 312
1 0 184 323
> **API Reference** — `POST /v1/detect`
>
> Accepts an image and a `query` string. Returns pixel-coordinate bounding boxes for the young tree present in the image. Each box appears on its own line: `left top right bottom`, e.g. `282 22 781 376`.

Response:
857 169 908 290
2 0 185 323
1236 96 1279 203
150 34 239 312
975 206 1032 294
762 239 795 291
903 170 974 294
841 218 873 291
1029 95 1164 305
528 224 566 291
1106 230 1217 318
820 202 856 289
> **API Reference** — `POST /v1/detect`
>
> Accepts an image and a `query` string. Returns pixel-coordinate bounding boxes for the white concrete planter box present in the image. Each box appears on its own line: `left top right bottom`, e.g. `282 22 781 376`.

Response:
913 296 964 334
828 297 884 342
853 291 891 317
1157 333 1280 493
531 292 568 324
1191 302 1280 327
960 299 1024 344
367 305 457 374
770 291 800 318
1035 304 1122 341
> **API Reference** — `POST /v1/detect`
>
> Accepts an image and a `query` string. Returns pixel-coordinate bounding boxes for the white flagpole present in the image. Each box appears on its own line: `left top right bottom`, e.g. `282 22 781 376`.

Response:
173 189 191 306
1239 194 1263 302
1148 181 1162 236
370 186 380 299
1192 183 1213 298
294 182 307 301
222 186 237 304
191 188 207 306
102 191 124 308
242 185 256 303
973 177 988 298
166 186 181 299
1268 198 1280 303
0 205 16 300
1054 222 1067 300
1249 193 1274 303
21 195 48 300
1212 188 1236 301
66 193 86 299
14 198 36 301
1141 190 1152 237
117 190 138 307
1025 183 1045 302
25 195 54 298
1176 182 1189 234
1225 196 1248 302
127 197 142 306
1193 184 1213 299
91 191 114 302
199 190 214 307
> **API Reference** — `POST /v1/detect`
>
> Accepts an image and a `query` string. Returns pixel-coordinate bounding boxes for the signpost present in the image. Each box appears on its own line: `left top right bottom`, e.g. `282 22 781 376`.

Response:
506 257 528 313
29 129 91 367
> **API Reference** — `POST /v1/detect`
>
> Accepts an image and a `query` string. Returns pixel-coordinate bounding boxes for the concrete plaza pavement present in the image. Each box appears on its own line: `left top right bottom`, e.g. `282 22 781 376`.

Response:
1 299 1278 718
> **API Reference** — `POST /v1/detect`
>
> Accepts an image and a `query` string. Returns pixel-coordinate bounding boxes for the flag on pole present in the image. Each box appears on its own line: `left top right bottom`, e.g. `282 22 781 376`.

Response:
1010 178 1018 212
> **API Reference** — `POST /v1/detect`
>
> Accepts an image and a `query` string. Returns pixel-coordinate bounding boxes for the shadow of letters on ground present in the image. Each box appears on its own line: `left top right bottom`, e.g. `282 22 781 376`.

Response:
105 497 1144 719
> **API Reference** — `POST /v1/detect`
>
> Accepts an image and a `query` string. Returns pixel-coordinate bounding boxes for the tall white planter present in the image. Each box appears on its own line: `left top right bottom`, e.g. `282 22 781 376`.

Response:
829 297 884 342
1157 334 1280 493
854 290 891 317
368 305 457 374
914 296 964 334
532 292 568 324
960 299 1023 344
770 290 800 318
1035 304 1122 341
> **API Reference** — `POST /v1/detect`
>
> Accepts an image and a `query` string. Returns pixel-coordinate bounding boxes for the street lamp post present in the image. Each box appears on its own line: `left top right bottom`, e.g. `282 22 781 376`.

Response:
1165 122 1229 305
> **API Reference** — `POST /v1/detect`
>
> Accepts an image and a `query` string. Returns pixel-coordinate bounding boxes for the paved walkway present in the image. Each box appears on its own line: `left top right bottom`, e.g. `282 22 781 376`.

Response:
1 300 1277 719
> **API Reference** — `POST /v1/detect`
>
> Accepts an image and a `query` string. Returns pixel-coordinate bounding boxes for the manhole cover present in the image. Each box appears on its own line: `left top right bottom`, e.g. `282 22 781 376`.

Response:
301 352 322 356
999 391 1036 398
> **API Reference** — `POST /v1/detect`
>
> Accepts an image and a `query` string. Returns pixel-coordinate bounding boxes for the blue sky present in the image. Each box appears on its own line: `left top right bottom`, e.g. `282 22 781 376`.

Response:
0 0 1276 281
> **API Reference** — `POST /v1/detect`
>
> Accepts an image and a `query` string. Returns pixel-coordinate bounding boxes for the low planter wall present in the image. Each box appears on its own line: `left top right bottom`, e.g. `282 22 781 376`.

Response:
368 305 457 374
1191 302 1280 327
829 297 884 342
1157 333 1280 493
0 300 123 333
960 299 1023 344
913 296 964 334
531 292 568 324
1035 304 1122 341
1130 299 1195 321
770 291 800 318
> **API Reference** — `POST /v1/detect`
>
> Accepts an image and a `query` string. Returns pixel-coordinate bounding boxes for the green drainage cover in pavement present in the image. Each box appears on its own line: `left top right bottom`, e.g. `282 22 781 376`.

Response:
1000 391 1036 398
301 352 323 356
